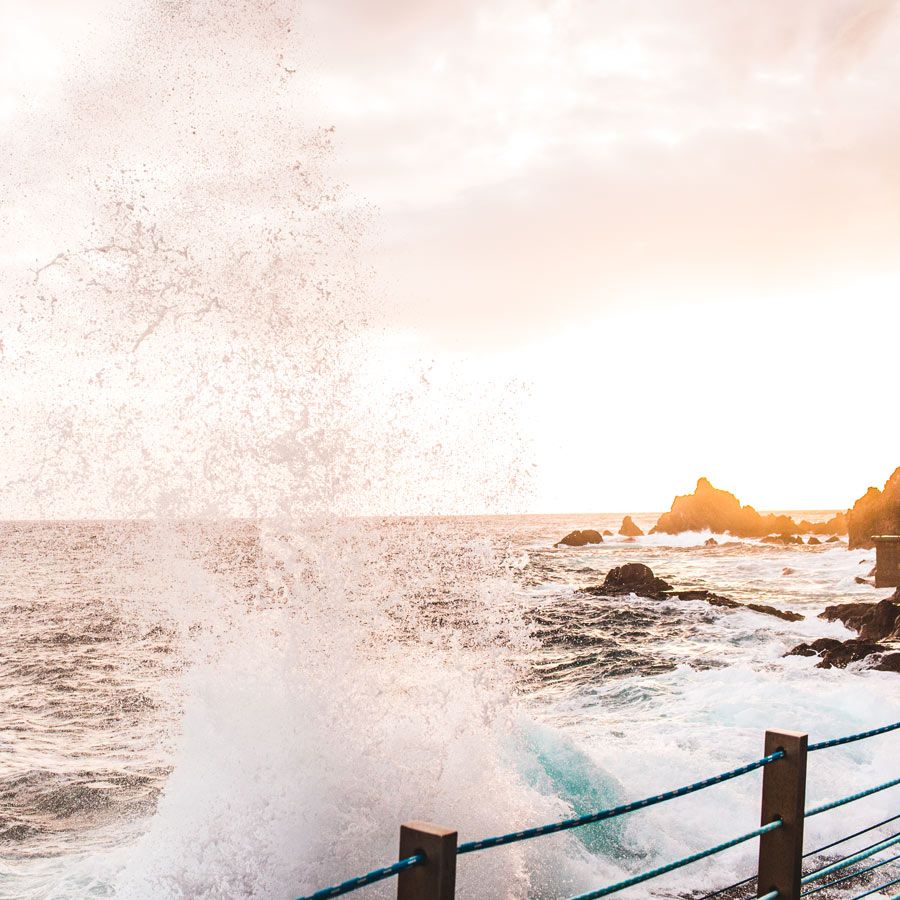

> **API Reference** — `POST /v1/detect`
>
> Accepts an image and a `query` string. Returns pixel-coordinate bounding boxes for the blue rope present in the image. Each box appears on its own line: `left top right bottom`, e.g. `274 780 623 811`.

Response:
801 851 900 896
806 777 900 818
756 892 779 900
846 874 900 900
457 751 784 854
294 853 424 900
809 721 900 753
801 833 900 886
697 813 900 900
806 812 900 858
566 819 782 900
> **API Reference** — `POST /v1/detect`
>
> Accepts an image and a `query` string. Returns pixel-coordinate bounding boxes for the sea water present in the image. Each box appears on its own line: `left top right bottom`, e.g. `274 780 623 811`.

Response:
1 514 897 900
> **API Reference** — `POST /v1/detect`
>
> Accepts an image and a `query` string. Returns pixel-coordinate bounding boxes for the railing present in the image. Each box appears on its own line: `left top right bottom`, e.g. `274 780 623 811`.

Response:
297 720 900 900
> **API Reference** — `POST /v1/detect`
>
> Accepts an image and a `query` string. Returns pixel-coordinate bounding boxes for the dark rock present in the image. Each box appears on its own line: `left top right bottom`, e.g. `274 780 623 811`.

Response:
826 536 841 543
860 599 900 642
816 639 886 668
601 563 671 595
783 567 796 575
618 516 644 537
848 467 900 549
602 530 613 536
787 637 889 669
704 538 718 546
874 653 900 672
869 567 877 577
788 638 843 657
652 477 848 537
673 589 740 609
808 537 821 545
820 599 900 642
820 602 875 632
580 564 804 621
556 529 603 547
746 603 804 622
855 576 872 585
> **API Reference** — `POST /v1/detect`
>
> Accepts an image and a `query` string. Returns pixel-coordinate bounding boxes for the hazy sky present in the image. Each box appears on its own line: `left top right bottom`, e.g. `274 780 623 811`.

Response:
2 0 899 516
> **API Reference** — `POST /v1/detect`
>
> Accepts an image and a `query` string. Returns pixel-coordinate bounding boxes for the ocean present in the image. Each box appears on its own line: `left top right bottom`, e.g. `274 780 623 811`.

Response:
1 512 898 900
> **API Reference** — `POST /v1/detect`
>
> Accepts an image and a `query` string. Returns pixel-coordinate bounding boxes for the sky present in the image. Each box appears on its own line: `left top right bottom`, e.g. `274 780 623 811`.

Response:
1 0 899 517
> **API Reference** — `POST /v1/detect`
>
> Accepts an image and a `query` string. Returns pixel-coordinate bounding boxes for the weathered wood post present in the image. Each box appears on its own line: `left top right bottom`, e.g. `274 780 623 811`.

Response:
757 730 808 900
397 821 457 900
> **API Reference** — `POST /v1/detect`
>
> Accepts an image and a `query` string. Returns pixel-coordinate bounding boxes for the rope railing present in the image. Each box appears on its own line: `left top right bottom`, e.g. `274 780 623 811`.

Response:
456 751 783 854
295 854 424 900
294 719 900 900
800 833 900 887
808 721 900 752
801 850 900 897
806 776 900 818
847 874 900 900
567 819 782 900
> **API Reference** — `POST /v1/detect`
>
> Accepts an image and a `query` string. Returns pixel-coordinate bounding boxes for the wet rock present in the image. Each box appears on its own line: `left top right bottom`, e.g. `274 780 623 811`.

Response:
788 638 843 657
704 538 718 546
580 564 804 621
869 567 877 577
817 639 886 668
855 576 872 585
808 536 821 545
602 530 613 536
746 603 804 622
847 467 900 549
787 637 886 669
618 516 644 537
556 529 604 547
820 598 900 642
600 563 671 595
783 567 796 575
826 536 841 543
874 653 900 673
673 589 740 609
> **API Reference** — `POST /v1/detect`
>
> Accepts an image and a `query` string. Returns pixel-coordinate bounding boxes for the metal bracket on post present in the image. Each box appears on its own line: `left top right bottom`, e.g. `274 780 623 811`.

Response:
397 821 457 900
757 730 808 900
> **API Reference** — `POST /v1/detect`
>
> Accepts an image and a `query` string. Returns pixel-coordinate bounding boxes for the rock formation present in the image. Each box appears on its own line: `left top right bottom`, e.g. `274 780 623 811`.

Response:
618 516 644 537
847 467 900 549
788 638 885 669
555 529 604 547
787 589 900 672
579 563 803 621
593 563 671 595
651 477 847 538
820 595 900 642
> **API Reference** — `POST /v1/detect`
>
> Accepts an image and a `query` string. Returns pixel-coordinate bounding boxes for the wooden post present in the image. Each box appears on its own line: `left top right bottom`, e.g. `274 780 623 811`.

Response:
757 730 808 900
397 821 457 900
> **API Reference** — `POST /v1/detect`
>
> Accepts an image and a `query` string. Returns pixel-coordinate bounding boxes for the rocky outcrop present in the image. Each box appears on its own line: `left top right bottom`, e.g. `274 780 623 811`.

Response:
790 591 900 672
788 638 886 669
618 516 644 537
762 534 804 545
704 538 718 546
808 537 821 545
595 563 671 595
826 536 841 543
847 467 900 549
556 529 603 547
651 477 847 538
602 530 613 536
820 595 900 642
875 653 900 672
579 564 803 621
